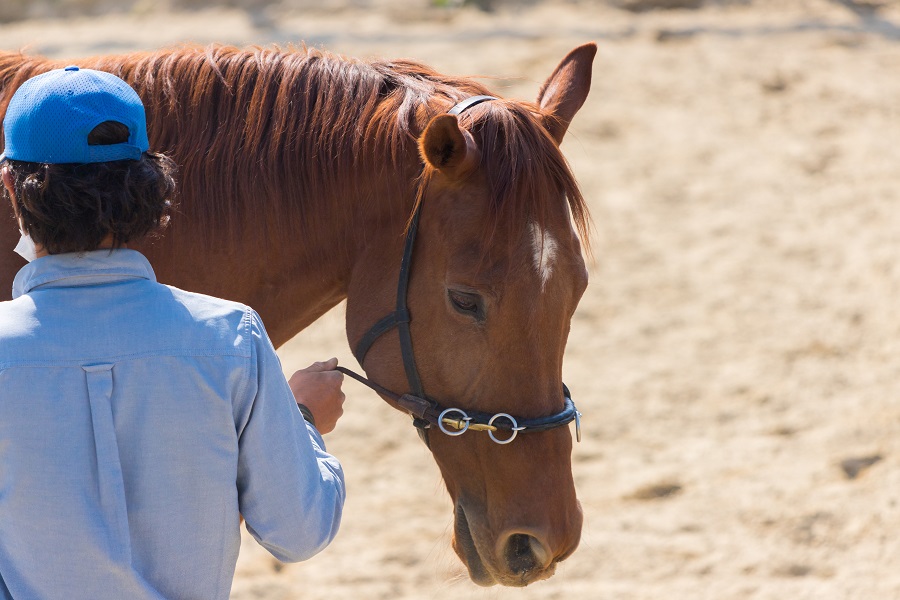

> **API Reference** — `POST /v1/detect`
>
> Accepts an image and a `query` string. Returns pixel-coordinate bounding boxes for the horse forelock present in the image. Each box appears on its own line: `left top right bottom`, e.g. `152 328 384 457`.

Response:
416 99 592 261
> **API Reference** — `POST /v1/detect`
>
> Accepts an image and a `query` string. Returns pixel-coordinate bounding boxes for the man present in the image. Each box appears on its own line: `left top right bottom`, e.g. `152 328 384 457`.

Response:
0 66 346 599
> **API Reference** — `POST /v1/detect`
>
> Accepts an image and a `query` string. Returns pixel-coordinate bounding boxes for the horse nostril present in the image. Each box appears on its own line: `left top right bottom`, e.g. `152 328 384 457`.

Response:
503 533 549 576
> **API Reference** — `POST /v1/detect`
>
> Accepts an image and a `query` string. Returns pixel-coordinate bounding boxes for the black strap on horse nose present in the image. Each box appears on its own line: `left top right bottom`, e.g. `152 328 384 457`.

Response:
336 365 582 447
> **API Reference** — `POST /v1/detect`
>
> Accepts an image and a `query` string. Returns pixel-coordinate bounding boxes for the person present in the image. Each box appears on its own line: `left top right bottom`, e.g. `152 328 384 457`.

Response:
0 66 346 599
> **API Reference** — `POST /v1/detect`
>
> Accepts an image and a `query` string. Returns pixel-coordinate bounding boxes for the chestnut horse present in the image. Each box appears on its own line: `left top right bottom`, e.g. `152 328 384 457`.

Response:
0 43 594 586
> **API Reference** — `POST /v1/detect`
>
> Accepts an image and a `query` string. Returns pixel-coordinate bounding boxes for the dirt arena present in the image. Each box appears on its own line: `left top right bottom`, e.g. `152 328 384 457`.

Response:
3 0 900 598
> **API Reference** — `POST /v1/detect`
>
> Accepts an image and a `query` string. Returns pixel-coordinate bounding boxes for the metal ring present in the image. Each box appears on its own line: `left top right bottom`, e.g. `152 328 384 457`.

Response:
438 408 470 436
487 413 524 445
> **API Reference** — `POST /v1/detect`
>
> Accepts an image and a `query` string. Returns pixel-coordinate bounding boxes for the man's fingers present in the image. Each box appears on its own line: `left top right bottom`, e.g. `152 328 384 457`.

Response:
305 357 339 372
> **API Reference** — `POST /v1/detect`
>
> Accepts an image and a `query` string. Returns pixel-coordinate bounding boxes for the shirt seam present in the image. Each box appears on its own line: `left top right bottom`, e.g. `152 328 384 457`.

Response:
0 348 251 370
234 307 255 407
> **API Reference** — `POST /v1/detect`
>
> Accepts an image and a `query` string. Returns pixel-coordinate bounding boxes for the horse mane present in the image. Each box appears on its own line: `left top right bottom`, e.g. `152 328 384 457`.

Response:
105 45 498 242
0 45 590 254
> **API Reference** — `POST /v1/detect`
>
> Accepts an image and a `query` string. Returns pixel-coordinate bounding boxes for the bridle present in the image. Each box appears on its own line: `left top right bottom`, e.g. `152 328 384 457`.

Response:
336 95 582 447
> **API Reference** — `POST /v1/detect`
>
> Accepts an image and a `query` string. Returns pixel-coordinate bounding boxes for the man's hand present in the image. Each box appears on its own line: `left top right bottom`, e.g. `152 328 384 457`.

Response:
288 358 345 434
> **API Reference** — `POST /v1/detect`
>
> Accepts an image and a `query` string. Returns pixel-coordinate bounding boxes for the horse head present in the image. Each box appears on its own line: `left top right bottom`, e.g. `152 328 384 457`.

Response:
346 43 595 586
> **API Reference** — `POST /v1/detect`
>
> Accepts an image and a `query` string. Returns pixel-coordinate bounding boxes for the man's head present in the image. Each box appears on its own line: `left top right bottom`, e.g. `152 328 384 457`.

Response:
0 66 176 255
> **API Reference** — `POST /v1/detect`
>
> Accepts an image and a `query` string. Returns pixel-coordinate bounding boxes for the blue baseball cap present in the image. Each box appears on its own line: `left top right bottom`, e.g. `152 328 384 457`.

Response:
0 66 149 165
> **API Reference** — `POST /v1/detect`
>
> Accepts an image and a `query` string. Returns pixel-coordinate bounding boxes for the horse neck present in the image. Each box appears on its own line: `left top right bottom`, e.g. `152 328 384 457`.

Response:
252 161 425 347
142 49 438 346
134 148 423 348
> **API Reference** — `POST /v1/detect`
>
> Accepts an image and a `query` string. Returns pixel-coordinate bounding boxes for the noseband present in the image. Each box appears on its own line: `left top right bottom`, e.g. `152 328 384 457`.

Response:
337 95 582 447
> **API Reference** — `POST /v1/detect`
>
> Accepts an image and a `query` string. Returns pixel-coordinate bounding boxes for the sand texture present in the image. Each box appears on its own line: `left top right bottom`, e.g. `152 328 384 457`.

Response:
3 0 900 598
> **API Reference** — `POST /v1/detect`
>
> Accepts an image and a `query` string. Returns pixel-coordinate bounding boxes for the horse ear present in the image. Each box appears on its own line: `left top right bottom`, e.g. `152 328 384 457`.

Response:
419 114 478 179
536 42 597 145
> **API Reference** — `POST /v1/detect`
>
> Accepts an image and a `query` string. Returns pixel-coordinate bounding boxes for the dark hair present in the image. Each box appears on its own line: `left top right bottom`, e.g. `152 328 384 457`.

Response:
3 121 177 254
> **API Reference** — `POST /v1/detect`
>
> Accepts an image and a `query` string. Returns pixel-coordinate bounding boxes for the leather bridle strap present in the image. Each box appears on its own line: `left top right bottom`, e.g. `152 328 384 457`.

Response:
392 207 424 397
336 366 581 443
351 207 424 397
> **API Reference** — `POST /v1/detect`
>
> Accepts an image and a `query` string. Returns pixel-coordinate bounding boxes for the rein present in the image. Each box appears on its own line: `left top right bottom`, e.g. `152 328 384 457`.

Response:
337 95 582 447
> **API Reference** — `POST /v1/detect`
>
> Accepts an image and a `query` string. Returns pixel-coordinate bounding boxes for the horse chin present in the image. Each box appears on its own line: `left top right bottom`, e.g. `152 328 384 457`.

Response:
452 503 497 586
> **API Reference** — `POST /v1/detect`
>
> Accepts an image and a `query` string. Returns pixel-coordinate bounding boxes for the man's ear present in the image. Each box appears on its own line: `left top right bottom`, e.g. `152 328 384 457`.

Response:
1 165 13 194
1 166 21 220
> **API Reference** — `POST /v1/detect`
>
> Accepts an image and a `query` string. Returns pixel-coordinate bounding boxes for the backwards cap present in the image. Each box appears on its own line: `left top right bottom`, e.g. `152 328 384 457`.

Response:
0 66 149 165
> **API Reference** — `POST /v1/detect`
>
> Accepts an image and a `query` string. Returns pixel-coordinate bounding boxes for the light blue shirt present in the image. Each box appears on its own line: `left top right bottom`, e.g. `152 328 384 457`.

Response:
0 250 345 599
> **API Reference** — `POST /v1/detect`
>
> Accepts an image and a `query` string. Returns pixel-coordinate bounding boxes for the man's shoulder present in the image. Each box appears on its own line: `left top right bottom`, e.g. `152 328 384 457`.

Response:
0 296 41 340
157 284 256 345
0 278 259 366
163 284 251 321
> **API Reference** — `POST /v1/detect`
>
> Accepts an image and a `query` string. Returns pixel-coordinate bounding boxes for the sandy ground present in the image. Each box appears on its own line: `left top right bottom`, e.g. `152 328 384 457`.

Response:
4 0 900 598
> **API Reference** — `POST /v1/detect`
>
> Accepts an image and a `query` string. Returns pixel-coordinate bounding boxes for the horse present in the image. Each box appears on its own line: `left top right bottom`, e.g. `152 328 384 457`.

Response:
0 42 595 587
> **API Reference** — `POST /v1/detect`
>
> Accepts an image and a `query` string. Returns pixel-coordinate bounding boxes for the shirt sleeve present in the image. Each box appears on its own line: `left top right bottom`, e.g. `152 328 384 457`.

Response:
235 309 345 562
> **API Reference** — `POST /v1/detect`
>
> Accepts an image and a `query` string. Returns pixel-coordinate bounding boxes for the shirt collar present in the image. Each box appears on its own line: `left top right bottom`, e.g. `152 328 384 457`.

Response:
12 249 157 299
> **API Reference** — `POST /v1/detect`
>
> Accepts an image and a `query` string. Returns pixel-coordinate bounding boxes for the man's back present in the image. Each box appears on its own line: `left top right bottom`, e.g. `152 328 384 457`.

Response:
0 250 344 599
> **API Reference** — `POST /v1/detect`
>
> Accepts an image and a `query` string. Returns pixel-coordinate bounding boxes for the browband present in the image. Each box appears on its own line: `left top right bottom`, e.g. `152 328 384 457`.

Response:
448 95 499 116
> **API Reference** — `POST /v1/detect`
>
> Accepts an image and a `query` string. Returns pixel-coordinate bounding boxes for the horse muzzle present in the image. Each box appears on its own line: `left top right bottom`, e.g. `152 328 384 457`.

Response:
452 501 578 587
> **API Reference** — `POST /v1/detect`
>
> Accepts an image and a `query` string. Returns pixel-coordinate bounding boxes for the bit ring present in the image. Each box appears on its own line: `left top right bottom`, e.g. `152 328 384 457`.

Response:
487 413 525 444
438 408 470 436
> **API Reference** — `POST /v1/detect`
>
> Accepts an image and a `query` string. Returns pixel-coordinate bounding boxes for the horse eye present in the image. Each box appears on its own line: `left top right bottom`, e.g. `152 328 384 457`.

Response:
448 290 483 319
